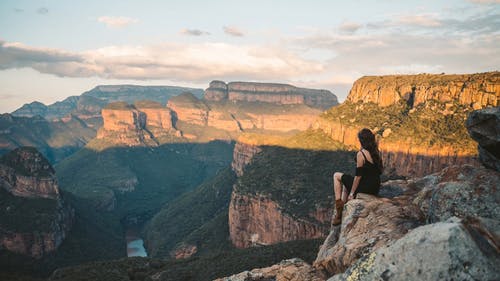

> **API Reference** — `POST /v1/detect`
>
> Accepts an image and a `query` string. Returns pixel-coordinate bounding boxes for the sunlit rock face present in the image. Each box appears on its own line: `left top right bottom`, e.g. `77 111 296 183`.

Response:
347 72 499 109
204 80 338 109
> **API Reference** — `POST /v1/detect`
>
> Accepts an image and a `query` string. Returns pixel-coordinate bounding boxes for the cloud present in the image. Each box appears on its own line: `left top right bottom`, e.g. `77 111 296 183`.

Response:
223 26 245 37
97 16 139 28
468 0 500 3
0 40 323 82
338 21 362 33
37 7 48 15
397 14 442 27
180 29 210 36
14 8 24 13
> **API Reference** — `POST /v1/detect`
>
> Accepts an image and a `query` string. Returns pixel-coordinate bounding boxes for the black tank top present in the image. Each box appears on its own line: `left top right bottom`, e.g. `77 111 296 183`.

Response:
357 150 381 194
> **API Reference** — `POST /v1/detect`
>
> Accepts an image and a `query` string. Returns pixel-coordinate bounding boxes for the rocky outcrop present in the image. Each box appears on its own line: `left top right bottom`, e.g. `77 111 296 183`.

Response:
229 192 330 248
0 147 74 259
412 164 500 223
329 217 500 281
347 72 499 109
315 161 499 279
466 107 500 171
168 92 322 135
231 142 262 176
0 147 59 199
313 118 479 178
97 101 181 146
205 81 338 109
313 193 423 275
214 258 327 281
170 243 197 259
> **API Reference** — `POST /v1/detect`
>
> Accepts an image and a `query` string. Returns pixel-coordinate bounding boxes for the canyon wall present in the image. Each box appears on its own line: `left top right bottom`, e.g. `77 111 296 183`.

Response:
231 142 262 176
347 72 499 108
312 118 479 178
0 147 74 259
204 80 338 109
228 192 330 248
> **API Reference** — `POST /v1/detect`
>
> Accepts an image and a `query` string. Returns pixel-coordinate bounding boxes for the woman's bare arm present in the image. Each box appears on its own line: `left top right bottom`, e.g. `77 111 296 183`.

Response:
349 152 364 199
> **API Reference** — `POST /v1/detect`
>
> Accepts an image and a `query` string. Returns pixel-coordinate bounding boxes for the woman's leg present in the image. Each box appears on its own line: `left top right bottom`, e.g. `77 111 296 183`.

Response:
333 172 344 200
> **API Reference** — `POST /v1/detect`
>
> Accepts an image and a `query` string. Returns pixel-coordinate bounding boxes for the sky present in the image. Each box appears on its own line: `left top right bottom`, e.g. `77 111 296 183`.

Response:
0 0 499 113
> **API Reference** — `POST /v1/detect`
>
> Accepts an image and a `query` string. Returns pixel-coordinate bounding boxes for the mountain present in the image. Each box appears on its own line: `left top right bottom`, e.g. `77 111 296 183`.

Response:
0 114 97 163
204 80 338 109
11 85 204 120
0 147 74 259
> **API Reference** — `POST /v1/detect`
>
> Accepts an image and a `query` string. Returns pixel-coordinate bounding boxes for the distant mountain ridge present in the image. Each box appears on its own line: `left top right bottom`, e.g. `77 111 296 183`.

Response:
11 85 205 120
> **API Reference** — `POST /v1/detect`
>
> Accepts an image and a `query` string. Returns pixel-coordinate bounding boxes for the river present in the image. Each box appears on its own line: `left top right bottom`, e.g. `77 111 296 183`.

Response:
126 227 148 257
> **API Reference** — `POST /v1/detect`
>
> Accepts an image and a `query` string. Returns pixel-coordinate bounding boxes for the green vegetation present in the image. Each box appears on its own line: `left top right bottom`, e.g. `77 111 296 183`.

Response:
144 167 236 257
321 100 476 152
0 114 97 163
104 101 135 110
48 239 323 281
0 187 58 232
236 144 355 220
134 100 164 108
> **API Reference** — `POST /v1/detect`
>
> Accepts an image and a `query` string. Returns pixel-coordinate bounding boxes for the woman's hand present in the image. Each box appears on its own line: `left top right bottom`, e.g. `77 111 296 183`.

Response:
348 193 355 201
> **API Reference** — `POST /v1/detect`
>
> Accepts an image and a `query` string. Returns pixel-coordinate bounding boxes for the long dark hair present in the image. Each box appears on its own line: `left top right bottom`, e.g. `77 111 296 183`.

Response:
358 128 383 172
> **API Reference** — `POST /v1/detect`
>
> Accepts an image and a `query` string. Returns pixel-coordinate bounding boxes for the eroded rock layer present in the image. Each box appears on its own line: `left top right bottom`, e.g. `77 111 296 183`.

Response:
347 72 499 108
0 147 74 259
205 80 338 109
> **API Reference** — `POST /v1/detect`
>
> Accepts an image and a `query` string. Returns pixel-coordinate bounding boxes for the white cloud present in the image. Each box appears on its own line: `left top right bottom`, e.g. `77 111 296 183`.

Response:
0 41 323 82
397 14 442 27
468 0 500 3
97 16 139 28
223 26 245 37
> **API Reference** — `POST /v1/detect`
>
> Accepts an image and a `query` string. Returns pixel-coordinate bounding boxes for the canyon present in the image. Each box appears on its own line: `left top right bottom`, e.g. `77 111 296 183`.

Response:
0 147 74 259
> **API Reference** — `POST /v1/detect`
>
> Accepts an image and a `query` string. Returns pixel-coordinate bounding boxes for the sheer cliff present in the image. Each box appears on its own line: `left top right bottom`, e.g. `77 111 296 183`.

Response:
0 147 74 259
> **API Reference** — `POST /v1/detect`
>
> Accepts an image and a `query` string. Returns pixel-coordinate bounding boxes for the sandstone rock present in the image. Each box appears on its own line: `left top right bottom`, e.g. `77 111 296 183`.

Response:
328 217 500 281
170 243 197 259
313 193 423 275
229 192 330 248
204 80 338 109
214 258 327 281
231 142 262 176
347 72 499 108
0 147 74 258
412 164 500 223
313 118 480 178
466 107 500 171
0 147 59 199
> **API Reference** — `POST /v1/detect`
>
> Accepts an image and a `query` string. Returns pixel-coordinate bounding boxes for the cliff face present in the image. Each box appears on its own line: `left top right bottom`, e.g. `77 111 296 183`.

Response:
204 80 338 109
229 192 330 248
231 142 262 176
0 147 74 259
97 102 179 146
347 72 499 109
0 147 59 199
312 118 479 178
167 93 322 136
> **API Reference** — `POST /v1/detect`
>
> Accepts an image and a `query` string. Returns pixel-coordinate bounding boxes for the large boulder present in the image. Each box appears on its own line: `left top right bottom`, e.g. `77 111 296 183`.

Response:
328 217 500 281
214 258 326 281
466 107 500 171
412 164 500 223
313 193 423 275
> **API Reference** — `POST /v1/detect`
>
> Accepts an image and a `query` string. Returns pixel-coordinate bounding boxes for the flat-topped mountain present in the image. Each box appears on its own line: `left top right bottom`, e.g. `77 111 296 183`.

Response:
11 85 204 120
205 80 338 109
347 72 499 108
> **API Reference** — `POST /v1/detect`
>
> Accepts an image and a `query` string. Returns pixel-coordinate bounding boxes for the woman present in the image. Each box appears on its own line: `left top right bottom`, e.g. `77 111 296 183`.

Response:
331 128 383 225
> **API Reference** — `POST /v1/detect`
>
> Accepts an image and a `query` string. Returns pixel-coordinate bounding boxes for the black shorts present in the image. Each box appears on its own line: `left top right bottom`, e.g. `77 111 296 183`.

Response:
341 174 380 196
